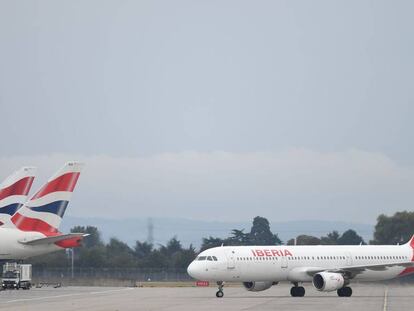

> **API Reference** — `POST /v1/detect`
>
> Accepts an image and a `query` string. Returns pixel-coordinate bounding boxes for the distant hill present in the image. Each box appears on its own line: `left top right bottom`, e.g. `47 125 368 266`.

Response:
60 216 374 249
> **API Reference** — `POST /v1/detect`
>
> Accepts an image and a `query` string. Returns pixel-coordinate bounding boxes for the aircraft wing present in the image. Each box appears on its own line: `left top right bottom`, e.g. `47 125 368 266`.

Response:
18 233 89 246
305 261 414 278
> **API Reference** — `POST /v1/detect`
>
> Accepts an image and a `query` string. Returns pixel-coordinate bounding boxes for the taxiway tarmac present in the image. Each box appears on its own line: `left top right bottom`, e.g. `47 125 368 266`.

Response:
0 283 412 311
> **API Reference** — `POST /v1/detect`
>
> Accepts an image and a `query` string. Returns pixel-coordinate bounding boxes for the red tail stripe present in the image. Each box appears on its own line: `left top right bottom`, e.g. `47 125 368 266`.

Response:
0 177 34 201
32 172 80 200
400 267 414 276
399 236 414 277
55 237 83 248
11 213 58 233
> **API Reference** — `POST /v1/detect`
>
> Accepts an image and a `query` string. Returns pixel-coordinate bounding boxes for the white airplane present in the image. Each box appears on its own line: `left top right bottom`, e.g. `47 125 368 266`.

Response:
0 162 87 260
0 167 36 226
187 236 414 298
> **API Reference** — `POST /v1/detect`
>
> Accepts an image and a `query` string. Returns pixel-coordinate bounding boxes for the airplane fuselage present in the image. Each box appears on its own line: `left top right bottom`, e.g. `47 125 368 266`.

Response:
188 244 413 283
0 228 62 260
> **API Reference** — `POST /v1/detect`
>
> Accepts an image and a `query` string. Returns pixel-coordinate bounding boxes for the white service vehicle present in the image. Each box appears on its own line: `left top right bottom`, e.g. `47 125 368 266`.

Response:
2 262 32 290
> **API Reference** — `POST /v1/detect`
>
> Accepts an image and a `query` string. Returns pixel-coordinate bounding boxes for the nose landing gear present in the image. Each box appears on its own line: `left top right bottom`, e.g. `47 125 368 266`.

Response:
216 281 224 298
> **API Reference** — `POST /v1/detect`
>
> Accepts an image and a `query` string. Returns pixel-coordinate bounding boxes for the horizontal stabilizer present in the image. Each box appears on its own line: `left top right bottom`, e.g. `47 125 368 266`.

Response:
19 233 89 246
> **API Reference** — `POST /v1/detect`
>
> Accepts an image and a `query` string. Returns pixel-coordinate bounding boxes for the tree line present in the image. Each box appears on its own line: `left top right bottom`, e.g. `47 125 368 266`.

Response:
31 211 414 270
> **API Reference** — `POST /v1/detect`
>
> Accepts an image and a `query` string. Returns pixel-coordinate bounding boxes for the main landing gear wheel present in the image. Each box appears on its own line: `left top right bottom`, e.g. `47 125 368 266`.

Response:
337 286 352 297
216 281 224 298
290 285 305 297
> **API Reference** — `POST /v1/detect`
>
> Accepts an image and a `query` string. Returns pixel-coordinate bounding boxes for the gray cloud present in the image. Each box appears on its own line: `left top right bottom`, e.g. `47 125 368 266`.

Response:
0 1 413 162
1 1 413 225
1 149 412 223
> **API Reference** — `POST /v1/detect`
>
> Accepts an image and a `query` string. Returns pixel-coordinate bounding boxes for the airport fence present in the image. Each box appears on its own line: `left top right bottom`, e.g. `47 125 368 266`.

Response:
32 267 192 286
29 267 414 286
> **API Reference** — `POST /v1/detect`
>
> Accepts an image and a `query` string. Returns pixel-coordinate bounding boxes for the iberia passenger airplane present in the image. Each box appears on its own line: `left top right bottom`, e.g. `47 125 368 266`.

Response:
0 162 87 260
187 236 414 298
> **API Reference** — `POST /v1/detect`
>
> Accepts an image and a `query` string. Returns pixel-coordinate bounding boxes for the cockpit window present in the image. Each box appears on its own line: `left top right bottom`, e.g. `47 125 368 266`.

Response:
196 255 218 261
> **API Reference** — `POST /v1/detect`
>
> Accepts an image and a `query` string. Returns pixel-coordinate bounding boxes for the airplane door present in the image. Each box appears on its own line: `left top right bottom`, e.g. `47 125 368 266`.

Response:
225 249 236 269
345 252 353 266
281 255 288 269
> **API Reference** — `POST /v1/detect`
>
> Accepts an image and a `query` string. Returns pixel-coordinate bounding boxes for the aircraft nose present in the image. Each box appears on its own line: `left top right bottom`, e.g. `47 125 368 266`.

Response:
187 261 196 278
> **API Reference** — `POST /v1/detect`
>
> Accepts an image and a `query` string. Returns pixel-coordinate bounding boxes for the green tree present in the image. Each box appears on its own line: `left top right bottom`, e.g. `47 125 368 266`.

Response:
287 235 321 245
371 211 414 245
320 231 340 245
249 216 282 245
200 236 225 252
144 249 168 268
76 246 107 267
170 245 197 269
338 229 365 245
70 225 103 248
134 241 153 259
105 238 135 267
160 237 183 257
31 250 69 268
70 225 107 267
227 229 250 246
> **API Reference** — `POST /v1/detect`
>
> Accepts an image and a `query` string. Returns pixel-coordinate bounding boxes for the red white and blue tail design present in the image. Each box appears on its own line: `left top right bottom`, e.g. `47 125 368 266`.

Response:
0 167 36 226
11 162 84 234
399 235 414 276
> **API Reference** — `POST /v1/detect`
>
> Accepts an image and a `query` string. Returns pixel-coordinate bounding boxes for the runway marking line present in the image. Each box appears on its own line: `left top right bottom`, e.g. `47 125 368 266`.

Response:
2 287 134 304
383 286 388 311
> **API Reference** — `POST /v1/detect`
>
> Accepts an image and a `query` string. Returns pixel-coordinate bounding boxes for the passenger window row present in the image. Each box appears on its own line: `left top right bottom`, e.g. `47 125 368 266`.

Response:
237 257 278 261
355 255 407 260
313 256 346 260
235 256 345 261
233 255 408 262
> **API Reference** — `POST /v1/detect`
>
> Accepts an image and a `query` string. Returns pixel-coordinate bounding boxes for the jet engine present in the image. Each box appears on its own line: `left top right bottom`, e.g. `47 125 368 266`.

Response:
243 281 274 292
312 272 345 292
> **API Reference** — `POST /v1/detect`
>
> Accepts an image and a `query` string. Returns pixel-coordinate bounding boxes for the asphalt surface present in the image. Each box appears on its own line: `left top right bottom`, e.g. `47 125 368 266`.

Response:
0 283 412 311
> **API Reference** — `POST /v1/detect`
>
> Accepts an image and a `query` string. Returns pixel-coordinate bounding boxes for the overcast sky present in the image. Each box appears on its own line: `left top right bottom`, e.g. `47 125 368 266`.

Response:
0 1 413 224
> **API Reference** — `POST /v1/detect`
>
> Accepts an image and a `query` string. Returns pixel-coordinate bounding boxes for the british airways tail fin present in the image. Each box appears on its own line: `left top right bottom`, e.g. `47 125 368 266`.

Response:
0 167 36 226
11 162 84 233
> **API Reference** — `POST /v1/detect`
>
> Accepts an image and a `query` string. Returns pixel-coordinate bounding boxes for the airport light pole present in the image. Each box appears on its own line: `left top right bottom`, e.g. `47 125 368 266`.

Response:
71 248 74 279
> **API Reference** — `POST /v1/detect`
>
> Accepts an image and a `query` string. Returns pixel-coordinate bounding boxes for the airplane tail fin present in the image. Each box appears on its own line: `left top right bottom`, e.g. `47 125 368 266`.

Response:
11 162 84 234
405 235 414 249
0 167 36 225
